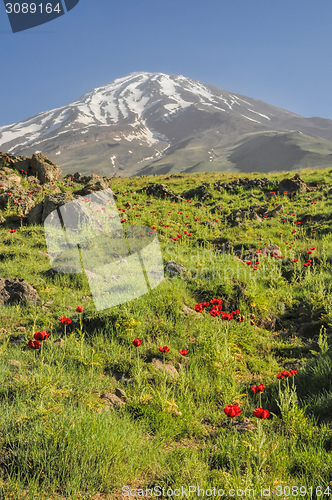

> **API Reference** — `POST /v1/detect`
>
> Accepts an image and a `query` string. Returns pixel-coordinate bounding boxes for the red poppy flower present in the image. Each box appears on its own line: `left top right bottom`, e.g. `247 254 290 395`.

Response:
246 261 252 265
292 258 298 262
180 349 188 356
253 407 270 419
28 339 41 349
151 226 156 229
210 298 222 305
252 266 258 270
159 346 170 353
194 304 203 312
59 316 72 324
224 404 242 418
76 306 83 313
9 229 16 233
290 369 297 375
280 370 291 377
252 383 265 394
310 247 316 250
276 373 284 379
34 330 50 341
133 338 142 347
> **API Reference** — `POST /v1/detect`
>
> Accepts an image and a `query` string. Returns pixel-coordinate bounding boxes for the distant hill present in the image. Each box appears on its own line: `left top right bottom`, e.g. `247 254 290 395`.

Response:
1 72 332 176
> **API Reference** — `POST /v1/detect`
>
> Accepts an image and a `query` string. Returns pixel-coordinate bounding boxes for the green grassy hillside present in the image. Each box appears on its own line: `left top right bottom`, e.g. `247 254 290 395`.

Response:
1 166 332 498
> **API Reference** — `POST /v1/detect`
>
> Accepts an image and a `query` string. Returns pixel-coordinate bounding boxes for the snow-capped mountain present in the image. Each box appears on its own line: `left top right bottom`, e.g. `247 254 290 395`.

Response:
2 72 332 176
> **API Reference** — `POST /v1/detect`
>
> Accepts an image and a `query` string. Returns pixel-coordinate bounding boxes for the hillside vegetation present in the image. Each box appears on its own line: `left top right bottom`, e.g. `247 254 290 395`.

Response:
1 162 332 498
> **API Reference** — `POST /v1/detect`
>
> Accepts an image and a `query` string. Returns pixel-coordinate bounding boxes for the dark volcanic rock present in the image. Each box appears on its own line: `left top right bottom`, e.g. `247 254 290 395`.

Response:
278 174 308 194
181 183 213 201
0 278 41 305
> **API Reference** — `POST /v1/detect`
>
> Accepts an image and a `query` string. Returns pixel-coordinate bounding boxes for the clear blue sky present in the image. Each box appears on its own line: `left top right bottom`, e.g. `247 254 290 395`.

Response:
1 0 332 127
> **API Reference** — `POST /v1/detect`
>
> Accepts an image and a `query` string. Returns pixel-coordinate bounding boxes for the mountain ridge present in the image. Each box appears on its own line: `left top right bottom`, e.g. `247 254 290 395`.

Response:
1 71 332 176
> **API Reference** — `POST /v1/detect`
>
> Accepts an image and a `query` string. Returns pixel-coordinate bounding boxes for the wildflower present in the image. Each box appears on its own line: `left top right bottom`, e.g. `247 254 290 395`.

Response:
28 339 41 349
159 346 170 353
280 370 291 377
290 369 297 375
310 247 316 250
194 304 203 312
59 316 71 324
151 226 156 229
76 306 83 313
277 373 284 379
252 266 258 270
34 330 50 341
9 229 16 233
292 258 298 262
246 260 252 265
253 407 270 419
133 338 142 347
211 298 222 305
180 349 188 356
224 404 242 418
250 320 255 326
252 384 265 393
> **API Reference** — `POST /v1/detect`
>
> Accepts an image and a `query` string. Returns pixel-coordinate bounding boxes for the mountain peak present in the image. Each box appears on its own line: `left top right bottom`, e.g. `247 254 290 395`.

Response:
1 72 332 178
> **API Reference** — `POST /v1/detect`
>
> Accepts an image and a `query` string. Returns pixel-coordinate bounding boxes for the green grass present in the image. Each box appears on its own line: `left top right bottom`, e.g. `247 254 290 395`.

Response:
1 164 332 498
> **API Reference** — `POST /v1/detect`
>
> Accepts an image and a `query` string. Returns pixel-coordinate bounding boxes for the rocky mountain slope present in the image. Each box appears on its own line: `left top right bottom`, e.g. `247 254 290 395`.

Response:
1 72 332 176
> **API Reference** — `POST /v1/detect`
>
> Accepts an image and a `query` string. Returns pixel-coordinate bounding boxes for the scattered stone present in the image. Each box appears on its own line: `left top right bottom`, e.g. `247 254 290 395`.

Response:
263 204 284 218
181 183 213 201
214 177 273 191
7 174 21 184
27 176 40 184
29 153 63 184
54 338 65 347
16 326 26 332
164 261 186 277
27 191 80 225
100 392 125 408
0 278 41 305
277 175 308 194
258 244 282 257
151 358 179 378
183 305 203 318
115 388 130 401
210 204 224 214
248 211 262 221
73 174 116 198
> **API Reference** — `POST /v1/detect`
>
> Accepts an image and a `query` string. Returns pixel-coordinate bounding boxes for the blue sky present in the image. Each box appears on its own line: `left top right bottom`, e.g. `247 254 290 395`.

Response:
1 0 332 127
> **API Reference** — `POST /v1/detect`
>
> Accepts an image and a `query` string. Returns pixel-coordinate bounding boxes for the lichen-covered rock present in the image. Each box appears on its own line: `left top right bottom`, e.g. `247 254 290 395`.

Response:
29 153 63 184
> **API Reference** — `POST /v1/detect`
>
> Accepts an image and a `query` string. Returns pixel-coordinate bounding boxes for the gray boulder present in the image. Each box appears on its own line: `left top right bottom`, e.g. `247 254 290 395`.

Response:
164 261 186 277
263 204 284 218
29 153 63 184
27 191 80 225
